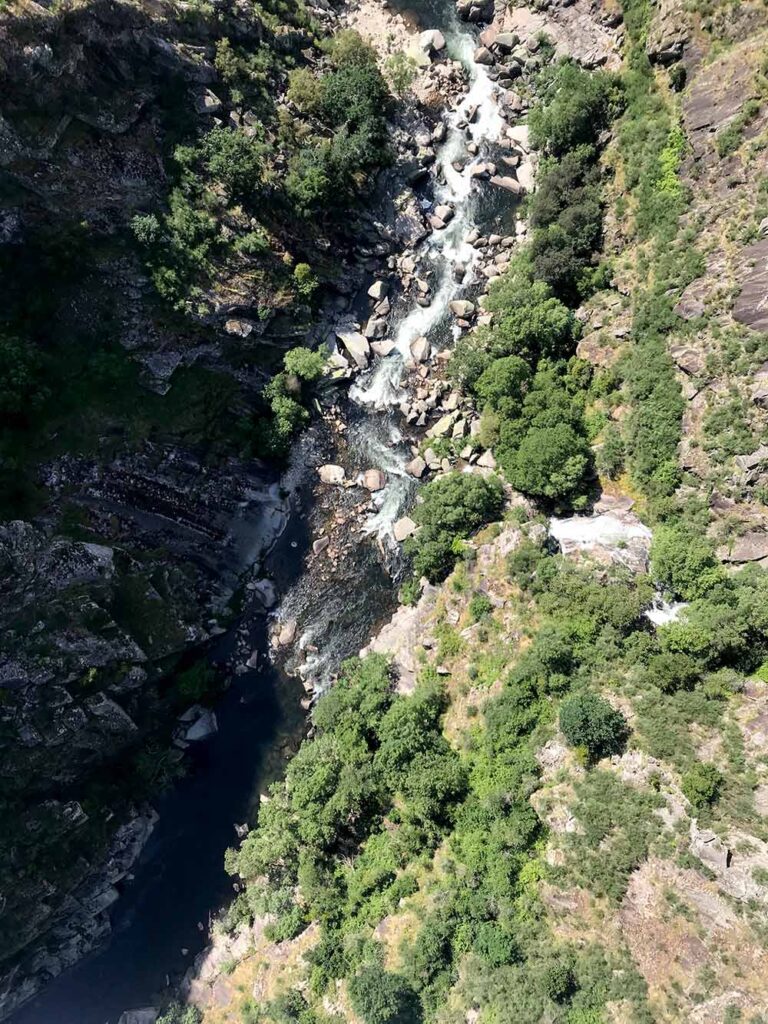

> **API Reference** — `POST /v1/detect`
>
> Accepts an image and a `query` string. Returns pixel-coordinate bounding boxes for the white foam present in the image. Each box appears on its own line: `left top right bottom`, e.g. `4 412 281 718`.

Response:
550 513 652 549
645 597 687 626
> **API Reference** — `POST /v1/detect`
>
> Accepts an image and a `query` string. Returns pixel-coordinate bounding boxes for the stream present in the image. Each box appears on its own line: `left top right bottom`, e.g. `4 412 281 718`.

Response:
7 0 520 1020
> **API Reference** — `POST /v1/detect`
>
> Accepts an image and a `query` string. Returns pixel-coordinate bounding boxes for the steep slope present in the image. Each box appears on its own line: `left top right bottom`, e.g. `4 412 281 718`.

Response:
0 0 401 1010
174 2 768 1023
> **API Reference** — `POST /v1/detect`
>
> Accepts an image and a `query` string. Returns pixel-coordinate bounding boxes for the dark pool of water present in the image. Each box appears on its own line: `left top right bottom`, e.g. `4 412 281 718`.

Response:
9 497 312 1024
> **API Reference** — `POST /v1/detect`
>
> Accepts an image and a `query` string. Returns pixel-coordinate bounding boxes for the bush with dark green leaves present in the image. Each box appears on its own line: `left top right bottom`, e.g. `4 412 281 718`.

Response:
645 652 699 694
406 472 504 582
348 965 420 1024
529 63 623 157
0 334 48 421
650 524 726 602
559 692 628 760
681 762 723 810
509 423 590 501
156 1004 202 1024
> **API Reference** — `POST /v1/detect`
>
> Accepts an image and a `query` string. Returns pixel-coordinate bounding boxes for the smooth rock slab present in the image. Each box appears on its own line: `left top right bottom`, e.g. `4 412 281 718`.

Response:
337 331 370 369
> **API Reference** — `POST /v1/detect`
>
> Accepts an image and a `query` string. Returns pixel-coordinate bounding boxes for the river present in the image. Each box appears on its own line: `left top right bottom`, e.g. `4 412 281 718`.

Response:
8 0 520 1018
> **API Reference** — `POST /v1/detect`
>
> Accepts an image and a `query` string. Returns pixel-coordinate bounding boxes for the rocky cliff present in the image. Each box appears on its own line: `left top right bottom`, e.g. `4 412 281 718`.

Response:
0 0 417 1010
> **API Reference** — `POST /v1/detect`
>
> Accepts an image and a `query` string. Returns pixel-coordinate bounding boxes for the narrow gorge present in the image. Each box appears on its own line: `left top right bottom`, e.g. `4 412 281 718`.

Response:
6 0 768 1022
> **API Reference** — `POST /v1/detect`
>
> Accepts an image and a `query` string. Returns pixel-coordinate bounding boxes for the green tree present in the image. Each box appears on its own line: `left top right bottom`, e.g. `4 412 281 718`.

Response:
509 423 590 500
650 525 726 601
681 762 723 810
284 346 324 380
474 355 532 418
559 692 628 760
406 473 504 582
348 965 419 1024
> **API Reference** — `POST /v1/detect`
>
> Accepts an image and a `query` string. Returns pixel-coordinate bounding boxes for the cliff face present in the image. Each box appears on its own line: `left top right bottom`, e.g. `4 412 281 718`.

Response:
178 2 768 1023
0 0 398 1008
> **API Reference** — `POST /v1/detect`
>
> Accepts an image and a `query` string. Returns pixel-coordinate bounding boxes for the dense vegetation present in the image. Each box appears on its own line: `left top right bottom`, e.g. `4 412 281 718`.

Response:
221 479 768 1021
134 28 391 312
407 62 625 580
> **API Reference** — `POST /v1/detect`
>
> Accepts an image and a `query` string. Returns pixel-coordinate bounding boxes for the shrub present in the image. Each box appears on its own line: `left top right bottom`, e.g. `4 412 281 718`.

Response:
468 593 494 622
202 127 271 200
650 525 725 601
385 51 418 97
472 921 519 967
284 346 324 380
156 1005 202 1024
681 762 723 810
596 423 625 479
348 965 419 1024
645 652 699 694
406 473 504 582
529 63 622 156
559 692 628 760
293 263 319 300
266 990 317 1024
287 67 324 114
0 334 47 420
509 423 590 500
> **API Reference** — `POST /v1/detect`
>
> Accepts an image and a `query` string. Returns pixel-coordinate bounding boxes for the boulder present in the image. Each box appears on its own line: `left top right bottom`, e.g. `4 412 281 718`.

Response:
718 531 768 563
337 331 370 369
185 709 218 743
456 0 494 22
494 31 519 52
477 450 497 469
363 316 387 340
371 340 396 357
434 203 454 223
410 336 431 362
224 318 255 337
318 464 345 485
690 823 730 872
646 0 690 65
196 89 222 114
368 280 389 301
393 516 418 542
419 29 446 54
406 455 427 478
118 1012 158 1024
278 619 297 646
449 299 475 318
735 445 768 484
490 175 523 194
469 161 495 179
506 124 530 150
428 412 458 438
473 45 494 65
363 469 386 491
312 535 330 555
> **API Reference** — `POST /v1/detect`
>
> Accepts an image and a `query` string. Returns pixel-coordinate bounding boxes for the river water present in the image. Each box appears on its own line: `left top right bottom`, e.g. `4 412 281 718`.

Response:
8 1 520 1020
